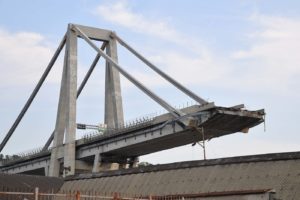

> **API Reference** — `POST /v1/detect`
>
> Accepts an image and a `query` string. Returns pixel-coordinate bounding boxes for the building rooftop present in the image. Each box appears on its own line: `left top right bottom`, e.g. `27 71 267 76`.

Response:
62 151 300 200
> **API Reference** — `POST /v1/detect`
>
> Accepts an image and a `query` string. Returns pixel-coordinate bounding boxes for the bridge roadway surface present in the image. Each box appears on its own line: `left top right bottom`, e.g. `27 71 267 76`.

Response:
0 103 264 175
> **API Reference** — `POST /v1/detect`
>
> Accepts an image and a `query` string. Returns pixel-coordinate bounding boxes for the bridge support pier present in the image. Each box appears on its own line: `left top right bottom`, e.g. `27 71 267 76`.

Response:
92 153 101 173
105 36 124 129
130 157 139 168
44 166 49 176
48 39 69 177
49 25 126 177
49 25 78 177
63 24 78 177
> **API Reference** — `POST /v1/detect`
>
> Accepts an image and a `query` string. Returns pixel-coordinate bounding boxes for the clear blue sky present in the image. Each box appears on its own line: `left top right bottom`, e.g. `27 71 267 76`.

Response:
0 0 299 163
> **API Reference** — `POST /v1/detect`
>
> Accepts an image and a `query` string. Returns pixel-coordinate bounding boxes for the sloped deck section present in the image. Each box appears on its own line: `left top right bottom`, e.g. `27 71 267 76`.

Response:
0 104 264 175
63 151 300 200
100 105 265 160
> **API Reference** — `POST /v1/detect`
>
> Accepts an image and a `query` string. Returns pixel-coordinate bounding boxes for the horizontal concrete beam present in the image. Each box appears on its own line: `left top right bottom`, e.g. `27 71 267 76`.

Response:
73 24 112 41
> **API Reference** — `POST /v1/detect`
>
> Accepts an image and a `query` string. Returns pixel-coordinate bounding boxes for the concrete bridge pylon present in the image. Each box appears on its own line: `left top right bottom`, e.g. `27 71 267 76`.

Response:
49 24 124 177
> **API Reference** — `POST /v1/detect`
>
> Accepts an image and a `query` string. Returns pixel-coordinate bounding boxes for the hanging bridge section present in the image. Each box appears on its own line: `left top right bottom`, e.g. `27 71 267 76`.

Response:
0 24 265 177
0 103 264 176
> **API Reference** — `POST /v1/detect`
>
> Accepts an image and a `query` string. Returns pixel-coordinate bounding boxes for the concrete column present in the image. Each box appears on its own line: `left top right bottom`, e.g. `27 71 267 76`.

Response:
121 163 129 169
44 165 49 176
129 157 140 168
92 153 101 173
104 37 124 129
63 25 77 177
49 44 69 177
131 157 139 168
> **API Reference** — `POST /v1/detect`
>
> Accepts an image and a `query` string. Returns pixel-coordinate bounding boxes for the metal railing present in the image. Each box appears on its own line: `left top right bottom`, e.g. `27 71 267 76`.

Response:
0 147 51 165
0 188 150 200
0 101 200 166
0 187 275 200
81 101 199 143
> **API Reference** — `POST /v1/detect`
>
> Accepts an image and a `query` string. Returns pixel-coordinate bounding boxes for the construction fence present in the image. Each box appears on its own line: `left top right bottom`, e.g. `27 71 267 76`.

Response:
0 187 276 200
0 188 173 200
0 189 155 200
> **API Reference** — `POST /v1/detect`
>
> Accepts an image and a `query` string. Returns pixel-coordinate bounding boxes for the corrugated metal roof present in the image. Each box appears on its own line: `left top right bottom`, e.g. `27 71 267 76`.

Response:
0 173 63 192
61 151 300 200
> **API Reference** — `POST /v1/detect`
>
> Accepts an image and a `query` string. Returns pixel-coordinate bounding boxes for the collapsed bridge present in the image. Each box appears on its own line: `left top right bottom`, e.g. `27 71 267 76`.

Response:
0 24 265 177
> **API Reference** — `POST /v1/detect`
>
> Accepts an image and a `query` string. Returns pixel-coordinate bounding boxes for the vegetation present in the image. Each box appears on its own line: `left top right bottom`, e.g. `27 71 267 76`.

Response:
138 161 153 167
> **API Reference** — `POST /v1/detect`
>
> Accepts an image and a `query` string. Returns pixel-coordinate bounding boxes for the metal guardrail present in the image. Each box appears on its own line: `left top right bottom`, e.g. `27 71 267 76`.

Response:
81 119 155 143
0 147 51 165
80 101 198 143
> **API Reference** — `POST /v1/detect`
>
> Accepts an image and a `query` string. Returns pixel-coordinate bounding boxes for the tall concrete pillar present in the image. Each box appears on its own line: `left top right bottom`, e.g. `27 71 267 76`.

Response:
44 165 49 176
105 37 124 129
63 26 77 177
49 25 77 177
49 44 69 177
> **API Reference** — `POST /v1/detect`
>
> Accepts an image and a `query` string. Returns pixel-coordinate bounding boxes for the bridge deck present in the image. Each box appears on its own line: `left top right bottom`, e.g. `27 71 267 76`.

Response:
0 104 264 171
100 106 264 160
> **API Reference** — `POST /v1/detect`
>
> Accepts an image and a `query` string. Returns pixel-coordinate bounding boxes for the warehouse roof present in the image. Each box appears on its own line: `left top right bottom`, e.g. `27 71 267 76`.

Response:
62 151 300 200
0 173 63 192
